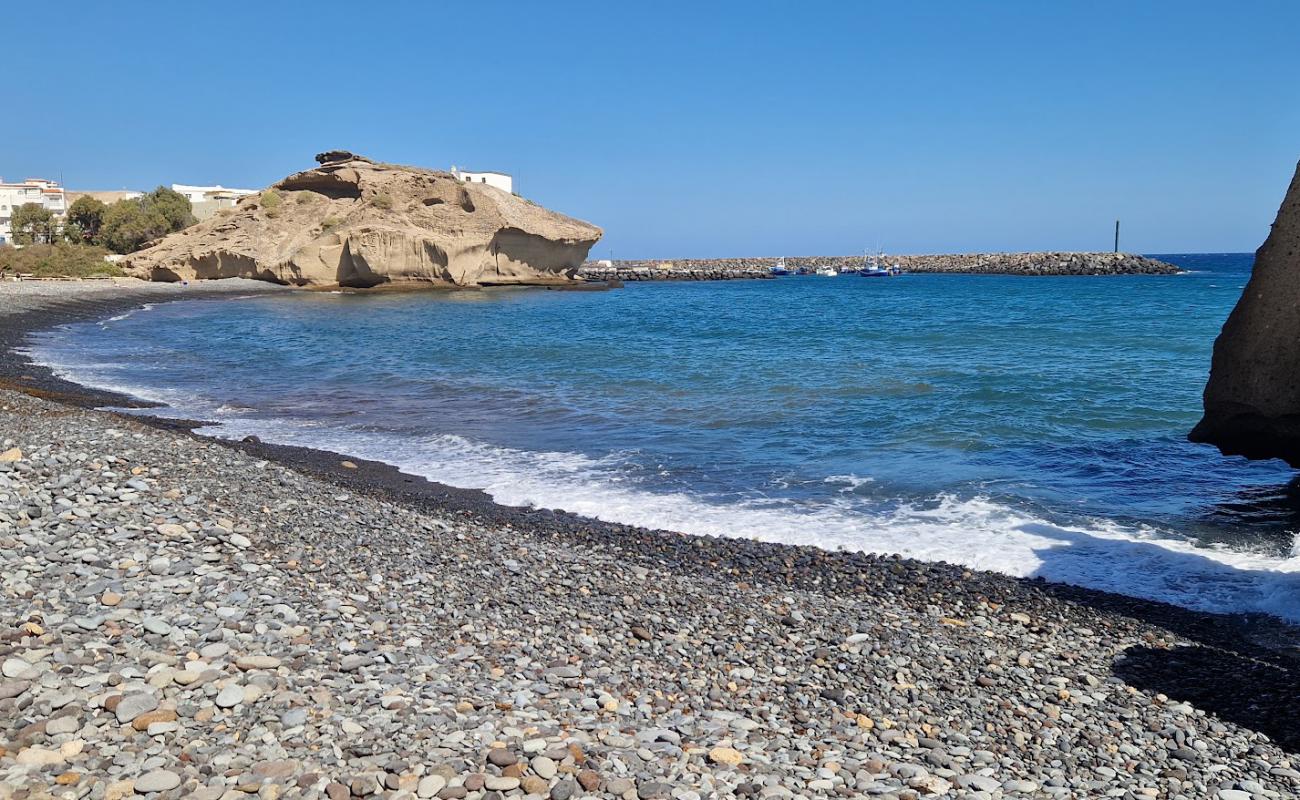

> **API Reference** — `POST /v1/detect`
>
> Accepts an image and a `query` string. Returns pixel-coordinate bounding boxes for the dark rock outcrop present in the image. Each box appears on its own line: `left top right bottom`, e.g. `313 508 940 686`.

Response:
315 150 367 165
1190 162 1300 464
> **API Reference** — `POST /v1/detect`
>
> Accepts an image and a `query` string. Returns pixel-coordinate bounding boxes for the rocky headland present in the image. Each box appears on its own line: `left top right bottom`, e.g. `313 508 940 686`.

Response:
1191 162 1300 464
124 153 602 290
0 282 1299 800
578 253 1179 281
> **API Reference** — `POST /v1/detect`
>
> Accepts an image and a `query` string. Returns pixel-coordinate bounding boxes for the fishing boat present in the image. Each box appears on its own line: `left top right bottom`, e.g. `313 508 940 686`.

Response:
858 250 900 277
770 257 791 276
815 265 839 277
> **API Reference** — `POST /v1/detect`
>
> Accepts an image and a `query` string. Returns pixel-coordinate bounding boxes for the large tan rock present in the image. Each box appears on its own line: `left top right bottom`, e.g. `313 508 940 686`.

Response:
1190 161 1300 464
124 152 602 288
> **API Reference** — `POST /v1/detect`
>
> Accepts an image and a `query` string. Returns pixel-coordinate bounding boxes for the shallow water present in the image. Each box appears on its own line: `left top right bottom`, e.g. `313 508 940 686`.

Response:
27 253 1300 621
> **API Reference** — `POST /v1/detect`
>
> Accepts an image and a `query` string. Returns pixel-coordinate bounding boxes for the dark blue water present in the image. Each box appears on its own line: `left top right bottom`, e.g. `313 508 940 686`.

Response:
28 253 1300 620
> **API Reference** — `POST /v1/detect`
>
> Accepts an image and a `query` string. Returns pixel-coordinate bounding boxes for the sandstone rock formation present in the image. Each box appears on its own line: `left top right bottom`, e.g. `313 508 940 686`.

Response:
1190 162 1300 464
125 152 602 288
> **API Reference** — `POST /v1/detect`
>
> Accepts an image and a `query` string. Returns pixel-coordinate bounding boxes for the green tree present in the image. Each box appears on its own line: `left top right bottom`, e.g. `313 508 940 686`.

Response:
65 196 107 244
145 186 196 230
100 202 166 254
9 203 55 245
98 187 197 254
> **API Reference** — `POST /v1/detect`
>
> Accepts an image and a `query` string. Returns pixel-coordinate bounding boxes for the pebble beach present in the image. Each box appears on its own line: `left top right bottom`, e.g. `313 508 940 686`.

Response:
2 282 1300 800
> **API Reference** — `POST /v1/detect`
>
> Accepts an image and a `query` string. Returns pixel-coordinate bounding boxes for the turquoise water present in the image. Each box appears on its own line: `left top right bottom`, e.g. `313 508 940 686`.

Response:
28 254 1300 620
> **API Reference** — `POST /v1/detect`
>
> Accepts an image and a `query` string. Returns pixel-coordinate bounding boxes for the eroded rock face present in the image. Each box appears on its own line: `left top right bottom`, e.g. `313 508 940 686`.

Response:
124 153 602 289
1190 162 1300 464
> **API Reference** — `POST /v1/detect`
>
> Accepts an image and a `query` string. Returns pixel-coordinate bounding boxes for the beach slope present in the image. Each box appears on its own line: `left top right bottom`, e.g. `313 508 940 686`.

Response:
0 283 1298 797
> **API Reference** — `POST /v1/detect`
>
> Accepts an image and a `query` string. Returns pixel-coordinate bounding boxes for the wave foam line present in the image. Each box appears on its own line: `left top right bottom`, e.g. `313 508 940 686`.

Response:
196 419 1300 624
22 341 1300 624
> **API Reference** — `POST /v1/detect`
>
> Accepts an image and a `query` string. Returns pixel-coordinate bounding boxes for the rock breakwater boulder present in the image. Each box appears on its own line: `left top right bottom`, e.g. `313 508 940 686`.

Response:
579 265 773 281
1190 162 1300 464
891 251 1178 275
579 252 1179 280
125 153 602 289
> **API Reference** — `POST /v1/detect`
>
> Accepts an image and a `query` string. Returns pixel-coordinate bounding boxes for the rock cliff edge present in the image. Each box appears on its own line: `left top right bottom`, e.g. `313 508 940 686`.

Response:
1190 161 1300 464
124 152 602 288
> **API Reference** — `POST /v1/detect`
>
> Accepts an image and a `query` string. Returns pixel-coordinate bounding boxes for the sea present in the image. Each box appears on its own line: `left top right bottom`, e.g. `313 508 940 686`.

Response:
25 253 1300 622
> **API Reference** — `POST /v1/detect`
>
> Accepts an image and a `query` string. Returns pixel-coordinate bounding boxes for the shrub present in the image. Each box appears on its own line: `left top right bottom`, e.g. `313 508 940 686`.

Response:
370 194 393 210
260 189 282 209
295 191 318 205
0 243 122 278
101 202 168 254
321 217 342 231
99 187 196 254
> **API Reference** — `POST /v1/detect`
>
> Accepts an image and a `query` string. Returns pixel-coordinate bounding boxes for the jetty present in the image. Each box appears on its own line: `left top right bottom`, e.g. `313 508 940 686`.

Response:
579 252 1180 281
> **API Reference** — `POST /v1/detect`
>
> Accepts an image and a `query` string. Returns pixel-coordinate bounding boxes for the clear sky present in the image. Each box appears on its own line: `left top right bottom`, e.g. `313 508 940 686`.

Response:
9 1 1299 257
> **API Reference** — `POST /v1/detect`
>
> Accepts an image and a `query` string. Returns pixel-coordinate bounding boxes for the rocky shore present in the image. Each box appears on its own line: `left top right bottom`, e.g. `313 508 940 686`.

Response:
2 283 1299 800
579 253 1179 281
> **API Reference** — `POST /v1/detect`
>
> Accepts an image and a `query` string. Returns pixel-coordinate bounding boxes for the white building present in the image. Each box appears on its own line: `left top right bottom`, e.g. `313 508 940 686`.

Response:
171 183 258 204
65 189 143 206
171 183 259 221
0 178 67 245
450 167 514 195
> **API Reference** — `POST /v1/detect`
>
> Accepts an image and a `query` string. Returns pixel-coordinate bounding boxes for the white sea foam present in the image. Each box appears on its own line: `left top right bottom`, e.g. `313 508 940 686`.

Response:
183 416 1300 624
101 303 155 325
824 473 875 491
26 342 1300 624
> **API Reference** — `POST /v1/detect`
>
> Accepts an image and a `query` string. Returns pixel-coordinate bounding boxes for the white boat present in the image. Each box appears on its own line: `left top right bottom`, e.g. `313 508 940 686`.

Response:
815 266 838 277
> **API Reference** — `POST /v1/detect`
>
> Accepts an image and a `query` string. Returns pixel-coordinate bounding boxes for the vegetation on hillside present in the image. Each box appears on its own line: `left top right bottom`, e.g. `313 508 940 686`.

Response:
0 243 122 278
260 189 282 218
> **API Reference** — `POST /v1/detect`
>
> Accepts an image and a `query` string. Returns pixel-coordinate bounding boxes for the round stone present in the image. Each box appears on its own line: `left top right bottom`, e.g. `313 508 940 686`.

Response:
134 770 181 793
215 684 244 708
486 749 517 767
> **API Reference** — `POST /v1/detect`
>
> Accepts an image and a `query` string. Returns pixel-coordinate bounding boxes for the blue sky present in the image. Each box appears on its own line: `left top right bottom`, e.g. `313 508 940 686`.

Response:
9 1 1299 257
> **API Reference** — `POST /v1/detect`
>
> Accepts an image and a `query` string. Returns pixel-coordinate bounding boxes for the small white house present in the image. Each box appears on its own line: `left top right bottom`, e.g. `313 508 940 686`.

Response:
450 166 513 195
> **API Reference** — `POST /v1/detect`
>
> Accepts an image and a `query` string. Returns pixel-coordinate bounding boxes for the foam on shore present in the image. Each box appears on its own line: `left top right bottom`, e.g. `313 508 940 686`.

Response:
27 359 1295 624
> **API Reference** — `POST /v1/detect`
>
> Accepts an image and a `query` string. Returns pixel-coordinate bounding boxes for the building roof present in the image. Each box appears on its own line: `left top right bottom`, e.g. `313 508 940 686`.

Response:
65 190 143 203
172 183 259 196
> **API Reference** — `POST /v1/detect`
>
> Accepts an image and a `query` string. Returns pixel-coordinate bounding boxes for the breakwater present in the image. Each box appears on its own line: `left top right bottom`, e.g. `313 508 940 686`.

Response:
579 252 1181 280
579 265 773 281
